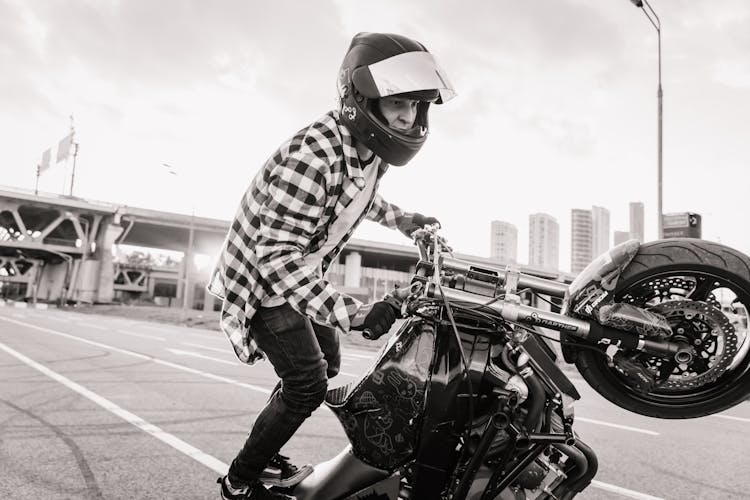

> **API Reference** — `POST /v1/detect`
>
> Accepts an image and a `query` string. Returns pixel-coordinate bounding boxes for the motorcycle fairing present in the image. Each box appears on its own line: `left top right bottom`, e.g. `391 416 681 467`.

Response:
325 320 436 471
410 324 492 499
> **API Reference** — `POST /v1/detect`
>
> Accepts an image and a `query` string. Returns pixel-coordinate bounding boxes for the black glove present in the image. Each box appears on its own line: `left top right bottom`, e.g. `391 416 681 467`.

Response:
351 300 399 340
399 212 441 238
411 213 441 229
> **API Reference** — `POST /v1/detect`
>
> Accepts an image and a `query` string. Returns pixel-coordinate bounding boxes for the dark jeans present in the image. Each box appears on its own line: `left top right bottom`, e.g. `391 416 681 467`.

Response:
227 302 340 486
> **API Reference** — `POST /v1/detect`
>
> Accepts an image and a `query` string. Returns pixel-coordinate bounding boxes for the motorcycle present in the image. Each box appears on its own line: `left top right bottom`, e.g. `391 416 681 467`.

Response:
278 227 750 499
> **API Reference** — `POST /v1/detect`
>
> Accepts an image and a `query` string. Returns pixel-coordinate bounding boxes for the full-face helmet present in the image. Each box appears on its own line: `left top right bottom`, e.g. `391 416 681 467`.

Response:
337 32 456 166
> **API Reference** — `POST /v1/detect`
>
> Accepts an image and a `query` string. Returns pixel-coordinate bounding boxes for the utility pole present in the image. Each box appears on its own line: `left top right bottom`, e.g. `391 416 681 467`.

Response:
629 0 663 239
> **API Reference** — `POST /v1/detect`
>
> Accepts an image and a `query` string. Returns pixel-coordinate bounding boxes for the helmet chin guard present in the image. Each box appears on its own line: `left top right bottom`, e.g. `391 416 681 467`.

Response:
337 33 455 166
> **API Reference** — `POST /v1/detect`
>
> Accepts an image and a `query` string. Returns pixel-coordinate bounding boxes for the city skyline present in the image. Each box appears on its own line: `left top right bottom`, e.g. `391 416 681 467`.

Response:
489 201 644 272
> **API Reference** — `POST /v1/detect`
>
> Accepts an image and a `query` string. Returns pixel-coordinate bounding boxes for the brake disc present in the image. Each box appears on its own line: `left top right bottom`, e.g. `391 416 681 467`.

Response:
622 276 721 308
646 300 738 390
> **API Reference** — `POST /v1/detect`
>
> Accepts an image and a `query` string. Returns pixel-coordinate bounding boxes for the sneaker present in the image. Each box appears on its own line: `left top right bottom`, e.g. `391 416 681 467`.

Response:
258 453 313 488
217 476 296 500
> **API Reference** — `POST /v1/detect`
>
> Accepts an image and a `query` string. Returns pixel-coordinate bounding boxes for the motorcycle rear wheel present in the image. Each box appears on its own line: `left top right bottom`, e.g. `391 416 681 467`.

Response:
573 238 750 418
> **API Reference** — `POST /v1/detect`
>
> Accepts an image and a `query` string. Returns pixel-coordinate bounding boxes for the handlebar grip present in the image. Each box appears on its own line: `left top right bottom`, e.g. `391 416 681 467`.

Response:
362 328 382 340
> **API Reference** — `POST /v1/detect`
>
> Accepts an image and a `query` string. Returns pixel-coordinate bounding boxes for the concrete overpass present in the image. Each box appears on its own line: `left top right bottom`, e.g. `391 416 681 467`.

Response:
0 186 573 311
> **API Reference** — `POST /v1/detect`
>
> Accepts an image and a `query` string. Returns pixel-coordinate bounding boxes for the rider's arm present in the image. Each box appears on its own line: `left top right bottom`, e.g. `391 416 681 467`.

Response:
367 194 431 238
366 193 419 234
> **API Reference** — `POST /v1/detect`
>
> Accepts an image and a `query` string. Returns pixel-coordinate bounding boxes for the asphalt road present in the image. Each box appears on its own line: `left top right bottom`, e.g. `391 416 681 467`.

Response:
0 306 748 500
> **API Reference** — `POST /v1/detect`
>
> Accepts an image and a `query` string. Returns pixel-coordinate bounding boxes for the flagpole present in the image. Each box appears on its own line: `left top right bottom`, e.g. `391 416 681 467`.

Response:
68 116 78 197
69 142 79 196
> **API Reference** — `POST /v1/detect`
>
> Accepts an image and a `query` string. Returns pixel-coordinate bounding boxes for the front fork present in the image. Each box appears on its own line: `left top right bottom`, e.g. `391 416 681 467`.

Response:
427 284 693 361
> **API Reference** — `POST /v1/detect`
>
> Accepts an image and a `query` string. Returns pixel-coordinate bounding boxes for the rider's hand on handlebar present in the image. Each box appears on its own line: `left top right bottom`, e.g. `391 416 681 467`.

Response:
351 300 400 340
411 213 440 229
400 212 441 238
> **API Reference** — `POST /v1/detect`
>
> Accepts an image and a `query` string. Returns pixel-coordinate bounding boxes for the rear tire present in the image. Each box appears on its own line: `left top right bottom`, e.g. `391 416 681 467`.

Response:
573 238 750 418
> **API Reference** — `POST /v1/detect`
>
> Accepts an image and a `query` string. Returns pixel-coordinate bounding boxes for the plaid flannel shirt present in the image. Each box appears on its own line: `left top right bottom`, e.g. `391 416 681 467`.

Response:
208 110 416 364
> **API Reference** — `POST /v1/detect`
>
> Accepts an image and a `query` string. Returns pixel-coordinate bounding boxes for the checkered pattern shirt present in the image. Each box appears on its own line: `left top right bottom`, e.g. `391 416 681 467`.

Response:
208 110 416 364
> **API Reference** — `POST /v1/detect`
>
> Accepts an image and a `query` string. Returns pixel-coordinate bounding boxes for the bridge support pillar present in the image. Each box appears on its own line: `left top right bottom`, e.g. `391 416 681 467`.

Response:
344 252 362 288
94 220 123 303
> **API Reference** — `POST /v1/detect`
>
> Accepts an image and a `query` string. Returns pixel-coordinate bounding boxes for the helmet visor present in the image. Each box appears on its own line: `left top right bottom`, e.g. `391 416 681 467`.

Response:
352 51 456 104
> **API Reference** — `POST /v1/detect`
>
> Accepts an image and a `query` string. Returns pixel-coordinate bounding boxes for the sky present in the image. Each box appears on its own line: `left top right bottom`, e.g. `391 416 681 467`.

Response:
3 0 750 272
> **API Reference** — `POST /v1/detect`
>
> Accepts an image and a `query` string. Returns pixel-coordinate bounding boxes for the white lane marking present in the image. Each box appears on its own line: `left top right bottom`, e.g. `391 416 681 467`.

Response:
711 414 750 423
0 316 271 395
181 342 229 354
80 323 108 331
168 348 238 366
138 324 176 333
576 416 659 436
591 480 665 500
342 351 375 359
0 341 228 474
339 371 358 378
188 332 221 341
115 329 166 342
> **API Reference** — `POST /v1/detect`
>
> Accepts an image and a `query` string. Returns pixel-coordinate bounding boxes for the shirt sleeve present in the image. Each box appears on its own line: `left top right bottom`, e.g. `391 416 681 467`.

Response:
366 193 409 229
254 153 362 331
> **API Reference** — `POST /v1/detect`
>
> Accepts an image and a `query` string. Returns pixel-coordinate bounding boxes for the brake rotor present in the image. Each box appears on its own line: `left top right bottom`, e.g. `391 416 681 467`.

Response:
621 276 722 309
644 300 738 390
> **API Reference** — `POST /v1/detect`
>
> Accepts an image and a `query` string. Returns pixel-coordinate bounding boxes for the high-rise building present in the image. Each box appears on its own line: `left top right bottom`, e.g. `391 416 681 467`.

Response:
614 230 630 246
490 220 518 264
571 209 593 274
629 202 644 242
591 206 610 259
528 213 559 271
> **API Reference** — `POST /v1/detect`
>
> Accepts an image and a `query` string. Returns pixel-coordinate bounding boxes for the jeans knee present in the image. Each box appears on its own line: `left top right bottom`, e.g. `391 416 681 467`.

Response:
281 371 328 416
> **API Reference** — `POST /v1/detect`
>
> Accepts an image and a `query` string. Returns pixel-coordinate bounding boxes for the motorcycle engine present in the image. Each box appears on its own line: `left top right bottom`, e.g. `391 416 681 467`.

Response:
467 451 568 500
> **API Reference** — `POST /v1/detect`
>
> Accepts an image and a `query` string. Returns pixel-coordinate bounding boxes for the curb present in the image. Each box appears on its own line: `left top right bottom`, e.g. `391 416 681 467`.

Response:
0 301 49 310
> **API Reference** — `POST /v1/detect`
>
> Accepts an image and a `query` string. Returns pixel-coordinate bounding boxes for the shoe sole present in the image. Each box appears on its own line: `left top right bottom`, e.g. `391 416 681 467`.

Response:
259 464 313 488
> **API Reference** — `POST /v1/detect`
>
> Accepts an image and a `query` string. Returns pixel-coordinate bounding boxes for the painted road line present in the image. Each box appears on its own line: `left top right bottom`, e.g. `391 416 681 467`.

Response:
181 342 229 354
0 316 271 395
576 416 659 436
115 329 166 342
187 332 221 341
591 480 664 500
711 414 750 423
167 348 238 366
80 323 109 331
0 341 228 475
171 346 358 376
137 324 176 333
343 350 377 359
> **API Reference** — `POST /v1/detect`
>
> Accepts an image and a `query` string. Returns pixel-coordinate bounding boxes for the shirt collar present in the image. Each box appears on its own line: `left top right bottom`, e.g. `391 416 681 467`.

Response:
334 110 366 183
333 110 389 189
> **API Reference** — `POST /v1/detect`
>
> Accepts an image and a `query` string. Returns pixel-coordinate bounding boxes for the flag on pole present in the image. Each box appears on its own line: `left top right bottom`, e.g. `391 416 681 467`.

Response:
56 132 74 163
162 163 178 175
39 148 51 173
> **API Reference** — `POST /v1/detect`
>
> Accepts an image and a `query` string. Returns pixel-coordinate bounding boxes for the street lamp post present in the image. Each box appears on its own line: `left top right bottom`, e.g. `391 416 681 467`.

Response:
162 163 195 319
629 0 663 239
